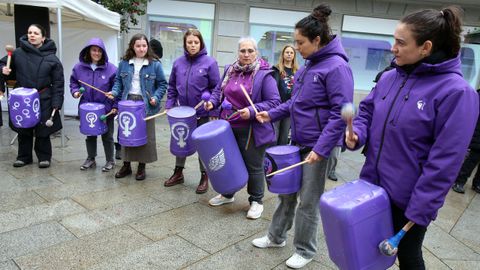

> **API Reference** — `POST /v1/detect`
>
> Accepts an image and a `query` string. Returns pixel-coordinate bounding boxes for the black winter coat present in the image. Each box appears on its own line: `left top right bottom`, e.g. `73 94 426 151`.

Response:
469 90 480 150
0 35 64 137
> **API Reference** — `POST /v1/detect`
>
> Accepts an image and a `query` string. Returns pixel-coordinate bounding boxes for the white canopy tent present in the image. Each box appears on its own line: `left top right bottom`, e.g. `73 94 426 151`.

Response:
0 0 121 146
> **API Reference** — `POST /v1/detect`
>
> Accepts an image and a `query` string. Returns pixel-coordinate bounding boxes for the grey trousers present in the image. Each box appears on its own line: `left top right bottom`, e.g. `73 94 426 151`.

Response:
86 116 114 162
268 153 327 259
274 117 291 145
223 127 268 204
326 146 340 176
175 117 209 172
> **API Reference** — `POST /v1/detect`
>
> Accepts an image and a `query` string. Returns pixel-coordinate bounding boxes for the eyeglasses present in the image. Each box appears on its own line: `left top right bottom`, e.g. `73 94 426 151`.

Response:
239 49 255 54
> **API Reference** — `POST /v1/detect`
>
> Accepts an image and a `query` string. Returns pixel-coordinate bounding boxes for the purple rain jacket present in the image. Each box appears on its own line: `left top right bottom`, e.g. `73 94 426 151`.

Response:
209 59 281 147
268 36 354 158
165 48 220 117
70 38 117 114
351 56 479 226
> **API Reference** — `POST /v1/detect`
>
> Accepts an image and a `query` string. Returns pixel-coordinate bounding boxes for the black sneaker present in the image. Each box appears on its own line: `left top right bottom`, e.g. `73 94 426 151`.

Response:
452 183 465 194
472 185 480 194
328 172 338 181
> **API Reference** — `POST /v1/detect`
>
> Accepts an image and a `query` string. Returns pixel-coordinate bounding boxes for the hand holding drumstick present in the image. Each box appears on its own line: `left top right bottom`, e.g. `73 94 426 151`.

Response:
342 103 358 149
2 45 14 76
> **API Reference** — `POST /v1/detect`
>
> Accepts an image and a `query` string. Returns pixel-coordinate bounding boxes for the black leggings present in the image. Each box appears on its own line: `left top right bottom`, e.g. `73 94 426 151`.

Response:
391 203 427 270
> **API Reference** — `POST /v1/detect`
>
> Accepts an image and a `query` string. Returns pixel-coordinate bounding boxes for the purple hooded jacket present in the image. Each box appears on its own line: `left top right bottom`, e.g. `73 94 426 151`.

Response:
351 55 479 226
210 59 281 147
269 36 353 157
70 38 117 114
165 48 220 117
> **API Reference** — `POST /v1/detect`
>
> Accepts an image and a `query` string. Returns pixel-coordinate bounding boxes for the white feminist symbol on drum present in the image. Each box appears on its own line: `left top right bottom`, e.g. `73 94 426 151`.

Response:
24 97 31 107
32 98 40 119
85 112 97 128
119 111 136 137
171 122 190 148
22 109 30 118
12 101 20 110
15 115 23 126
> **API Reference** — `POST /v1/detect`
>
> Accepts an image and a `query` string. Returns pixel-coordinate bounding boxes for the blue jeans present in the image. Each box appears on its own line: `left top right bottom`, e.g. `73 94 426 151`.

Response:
267 153 327 259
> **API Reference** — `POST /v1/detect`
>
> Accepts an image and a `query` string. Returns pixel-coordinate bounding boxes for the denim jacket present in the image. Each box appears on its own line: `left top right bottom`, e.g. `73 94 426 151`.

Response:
111 58 167 116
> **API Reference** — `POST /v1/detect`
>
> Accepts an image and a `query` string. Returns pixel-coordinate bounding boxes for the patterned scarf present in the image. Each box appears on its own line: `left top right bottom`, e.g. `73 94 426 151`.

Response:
220 59 261 95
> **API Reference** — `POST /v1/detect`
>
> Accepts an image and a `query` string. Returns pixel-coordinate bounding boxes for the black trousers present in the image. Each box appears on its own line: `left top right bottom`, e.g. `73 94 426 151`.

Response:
17 133 52 163
391 203 427 270
455 149 480 187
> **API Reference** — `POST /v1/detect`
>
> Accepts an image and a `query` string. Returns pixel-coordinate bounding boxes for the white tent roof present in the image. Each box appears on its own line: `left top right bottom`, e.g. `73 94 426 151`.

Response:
0 0 120 31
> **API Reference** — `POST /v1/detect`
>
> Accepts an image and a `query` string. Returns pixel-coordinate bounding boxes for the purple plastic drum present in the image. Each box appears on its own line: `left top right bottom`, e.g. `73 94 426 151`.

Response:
118 100 147 147
79 102 107 136
320 179 396 270
264 145 302 194
167 106 197 157
9 87 40 128
192 120 248 194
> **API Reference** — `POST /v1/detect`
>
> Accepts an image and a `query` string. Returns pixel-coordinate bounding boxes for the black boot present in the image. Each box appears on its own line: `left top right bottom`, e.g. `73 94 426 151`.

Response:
136 163 146 181
164 166 184 186
196 172 209 194
115 161 132 178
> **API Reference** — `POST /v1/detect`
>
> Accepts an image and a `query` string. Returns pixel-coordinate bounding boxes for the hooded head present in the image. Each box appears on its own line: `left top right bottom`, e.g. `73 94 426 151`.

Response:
79 37 109 65
150 38 163 59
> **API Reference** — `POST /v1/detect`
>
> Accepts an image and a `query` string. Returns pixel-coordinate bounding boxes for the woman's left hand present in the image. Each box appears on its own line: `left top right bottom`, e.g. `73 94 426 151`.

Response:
149 97 156 106
238 108 250 119
305 151 323 164
111 108 118 114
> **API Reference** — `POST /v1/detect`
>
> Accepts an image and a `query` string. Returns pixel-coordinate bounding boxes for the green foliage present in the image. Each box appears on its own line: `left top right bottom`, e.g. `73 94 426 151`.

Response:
94 0 151 33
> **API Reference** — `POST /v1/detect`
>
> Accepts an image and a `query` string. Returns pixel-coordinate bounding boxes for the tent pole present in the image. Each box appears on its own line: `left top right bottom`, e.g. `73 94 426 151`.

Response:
57 7 65 148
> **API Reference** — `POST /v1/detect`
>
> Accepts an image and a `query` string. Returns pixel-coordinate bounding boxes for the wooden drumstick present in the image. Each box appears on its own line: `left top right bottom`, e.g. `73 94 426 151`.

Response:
266 160 308 177
78 80 109 97
341 103 355 140
5 45 14 69
240 84 258 115
100 110 116 121
144 110 167 121
193 92 211 110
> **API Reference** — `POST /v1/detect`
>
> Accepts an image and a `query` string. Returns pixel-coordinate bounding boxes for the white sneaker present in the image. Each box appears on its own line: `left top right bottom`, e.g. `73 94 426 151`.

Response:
208 194 234 206
286 253 313 269
252 235 286 248
246 201 264 219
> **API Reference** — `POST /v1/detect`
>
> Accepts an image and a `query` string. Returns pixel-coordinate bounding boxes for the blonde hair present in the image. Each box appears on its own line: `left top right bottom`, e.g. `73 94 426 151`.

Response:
276 44 299 76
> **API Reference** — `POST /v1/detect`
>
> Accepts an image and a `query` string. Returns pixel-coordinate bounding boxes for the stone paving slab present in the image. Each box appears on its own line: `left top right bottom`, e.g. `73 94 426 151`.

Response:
451 194 480 254
443 260 480 270
0 190 46 212
71 184 152 210
88 235 209 270
61 197 172 237
13 225 152 270
0 260 19 270
0 174 63 194
0 222 75 262
0 199 86 234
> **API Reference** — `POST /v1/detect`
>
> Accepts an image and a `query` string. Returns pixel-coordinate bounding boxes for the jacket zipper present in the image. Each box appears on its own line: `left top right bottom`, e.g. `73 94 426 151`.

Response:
185 59 193 106
374 75 409 184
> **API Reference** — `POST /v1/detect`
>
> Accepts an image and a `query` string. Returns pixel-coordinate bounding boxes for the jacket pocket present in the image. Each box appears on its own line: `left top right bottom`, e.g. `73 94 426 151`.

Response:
144 73 157 94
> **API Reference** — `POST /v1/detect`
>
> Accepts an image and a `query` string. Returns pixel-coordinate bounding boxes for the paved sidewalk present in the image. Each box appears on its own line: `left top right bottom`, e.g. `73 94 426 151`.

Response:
0 117 479 269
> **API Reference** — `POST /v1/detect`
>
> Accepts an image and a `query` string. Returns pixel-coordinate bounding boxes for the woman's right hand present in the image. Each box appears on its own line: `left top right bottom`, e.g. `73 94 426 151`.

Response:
73 92 81 99
345 129 359 149
2 66 11 76
204 101 213 111
256 111 271 123
105 92 115 100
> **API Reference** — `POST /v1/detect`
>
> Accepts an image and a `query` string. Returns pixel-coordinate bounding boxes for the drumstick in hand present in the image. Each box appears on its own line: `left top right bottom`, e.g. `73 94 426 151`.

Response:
144 111 167 121
378 221 415 256
266 160 308 177
194 91 211 110
240 84 258 115
341 103 355 140
100 110 116 121
78 80 109 97
5 45 14 69
46 108 57 127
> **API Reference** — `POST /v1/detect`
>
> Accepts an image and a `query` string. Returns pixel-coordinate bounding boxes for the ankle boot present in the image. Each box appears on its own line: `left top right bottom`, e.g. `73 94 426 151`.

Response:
136 163 146 181
164 166 184 186
196 172 209 194
115 162 132 178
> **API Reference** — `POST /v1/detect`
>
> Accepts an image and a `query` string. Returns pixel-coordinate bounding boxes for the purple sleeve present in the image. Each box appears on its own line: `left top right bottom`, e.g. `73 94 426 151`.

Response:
247 74 281 120
207 60 221 117
69 65 80 97
165 62 178 109
349 87 377 151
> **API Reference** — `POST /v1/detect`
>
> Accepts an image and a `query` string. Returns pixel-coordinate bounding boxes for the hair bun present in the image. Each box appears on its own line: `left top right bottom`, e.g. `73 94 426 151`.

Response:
312 3 332 22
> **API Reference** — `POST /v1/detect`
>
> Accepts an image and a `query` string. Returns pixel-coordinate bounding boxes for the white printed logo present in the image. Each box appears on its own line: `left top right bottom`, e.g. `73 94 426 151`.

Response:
119 111 137 137
208 148 226 172
171 122 190 148
86 112 98 128
417 100 426 111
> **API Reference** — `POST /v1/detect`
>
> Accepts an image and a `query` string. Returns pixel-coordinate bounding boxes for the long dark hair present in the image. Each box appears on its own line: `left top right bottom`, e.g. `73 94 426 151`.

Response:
401 5 463 58
83 46 106 66
295 3 332 46
123 33 155 61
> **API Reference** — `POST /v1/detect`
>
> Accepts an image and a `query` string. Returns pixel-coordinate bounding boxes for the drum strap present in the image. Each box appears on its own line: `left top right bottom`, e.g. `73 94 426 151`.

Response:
37 87 49 94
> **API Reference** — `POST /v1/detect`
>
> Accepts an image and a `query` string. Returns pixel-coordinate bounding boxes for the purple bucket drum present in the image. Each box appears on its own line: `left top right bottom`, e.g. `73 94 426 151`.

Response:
264 145 302 194
192 120 248 194
118 100 147 147
79 102 107 136
9 87 40 128
320 179 395 270
167 106 197 157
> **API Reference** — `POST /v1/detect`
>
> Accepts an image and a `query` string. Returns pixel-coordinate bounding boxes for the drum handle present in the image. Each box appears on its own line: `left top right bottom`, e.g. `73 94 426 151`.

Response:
266 160 308 177
240 84 258 115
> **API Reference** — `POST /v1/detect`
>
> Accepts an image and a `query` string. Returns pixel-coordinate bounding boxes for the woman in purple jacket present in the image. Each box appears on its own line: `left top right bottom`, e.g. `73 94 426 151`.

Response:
205 37 280 219
70 38 117 172
346 6 478 269
254 4 353 268
164 29 220 194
